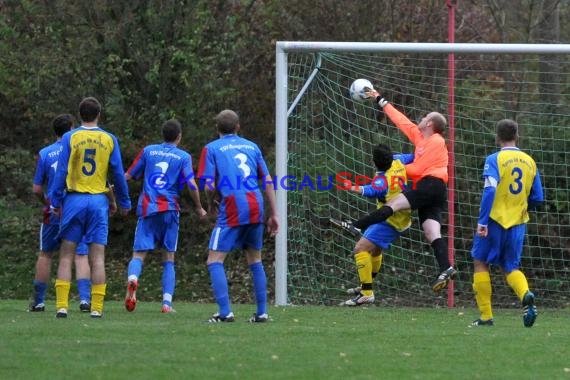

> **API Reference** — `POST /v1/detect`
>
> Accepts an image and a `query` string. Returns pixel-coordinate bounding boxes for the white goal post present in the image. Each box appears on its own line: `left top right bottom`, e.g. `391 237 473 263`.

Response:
275 42 570 306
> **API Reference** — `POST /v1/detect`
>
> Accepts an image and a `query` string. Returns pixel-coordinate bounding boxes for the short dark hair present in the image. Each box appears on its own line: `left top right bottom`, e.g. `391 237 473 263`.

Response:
372 144 393 172
214 109 239 134
162 119 182 142
52 114 75 137
496 119 518 142
78 97 101 123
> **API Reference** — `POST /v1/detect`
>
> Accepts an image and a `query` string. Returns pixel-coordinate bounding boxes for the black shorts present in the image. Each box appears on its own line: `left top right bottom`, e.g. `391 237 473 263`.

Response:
403 176 447 225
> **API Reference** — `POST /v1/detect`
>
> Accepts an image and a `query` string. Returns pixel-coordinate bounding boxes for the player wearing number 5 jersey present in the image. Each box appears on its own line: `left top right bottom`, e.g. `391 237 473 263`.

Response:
123 119 206 313
198 109 279 323
471 119 544 328
50 97 131 318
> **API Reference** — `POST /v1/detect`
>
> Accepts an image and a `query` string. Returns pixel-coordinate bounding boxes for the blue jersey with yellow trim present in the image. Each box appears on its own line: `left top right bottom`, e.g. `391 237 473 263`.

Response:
481 147 544 229
50 126 131 209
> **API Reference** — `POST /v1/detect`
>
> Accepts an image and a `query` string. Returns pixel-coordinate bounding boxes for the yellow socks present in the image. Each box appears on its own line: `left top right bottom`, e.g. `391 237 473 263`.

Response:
473 270 529 322
56 280 107 315
371 254 383 279
506 270 529 301
355 251 373 296
473 271 493 321
55 279 71 310
91 283 107 314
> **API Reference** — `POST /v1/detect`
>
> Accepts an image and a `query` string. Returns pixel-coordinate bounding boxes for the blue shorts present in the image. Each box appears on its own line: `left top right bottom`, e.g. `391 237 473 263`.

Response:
133 211 180 252
60 193 109 245
471 220 526 273
40 223 88 255
209 223 264 252
362 222 403 250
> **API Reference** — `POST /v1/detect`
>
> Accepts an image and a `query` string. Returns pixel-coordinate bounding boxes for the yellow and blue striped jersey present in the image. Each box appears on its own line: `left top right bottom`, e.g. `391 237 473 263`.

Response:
480 147 544 229
50 126 131 209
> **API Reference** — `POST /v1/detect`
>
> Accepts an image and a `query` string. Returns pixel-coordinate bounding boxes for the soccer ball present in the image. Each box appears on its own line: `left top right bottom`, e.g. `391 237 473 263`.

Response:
349 78 374 101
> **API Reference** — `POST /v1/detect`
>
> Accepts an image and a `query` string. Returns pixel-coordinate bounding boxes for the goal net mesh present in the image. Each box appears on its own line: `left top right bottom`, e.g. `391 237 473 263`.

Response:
284 50 570 307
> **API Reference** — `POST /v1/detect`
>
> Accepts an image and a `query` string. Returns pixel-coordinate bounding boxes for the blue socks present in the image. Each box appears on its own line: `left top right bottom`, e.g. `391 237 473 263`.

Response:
127 258 176 307
33 280 47 305
76 278 91 303
249 262 267 316
162 261 175 306
127 257 143 279
207 261 267 317
208 262 231 316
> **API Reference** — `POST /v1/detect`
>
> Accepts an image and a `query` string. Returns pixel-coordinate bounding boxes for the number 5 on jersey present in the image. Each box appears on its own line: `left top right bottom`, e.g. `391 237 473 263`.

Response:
82 148 97 176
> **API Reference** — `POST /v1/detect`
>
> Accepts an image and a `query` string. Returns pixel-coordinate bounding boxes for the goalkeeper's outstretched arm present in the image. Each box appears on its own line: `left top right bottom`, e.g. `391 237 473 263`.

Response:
368 89 422 144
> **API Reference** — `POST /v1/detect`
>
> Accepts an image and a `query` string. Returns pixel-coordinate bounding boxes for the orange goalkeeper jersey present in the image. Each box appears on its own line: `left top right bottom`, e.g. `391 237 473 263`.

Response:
384 104 448 184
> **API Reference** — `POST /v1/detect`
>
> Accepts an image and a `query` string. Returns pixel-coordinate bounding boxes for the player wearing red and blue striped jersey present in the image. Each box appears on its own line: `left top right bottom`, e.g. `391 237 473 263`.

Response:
29 114 91 312
126 137 197 218
123 119 206 313
471 119 544 328
50 97 131 318
198 139 268 229
198 109 278 323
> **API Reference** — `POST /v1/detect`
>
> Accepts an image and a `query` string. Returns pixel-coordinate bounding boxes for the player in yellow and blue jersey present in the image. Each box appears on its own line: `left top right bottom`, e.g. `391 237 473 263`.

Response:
331 144 412 306
123 119 206 314
471 119 544 327
50 97 131 318
30 114 91 312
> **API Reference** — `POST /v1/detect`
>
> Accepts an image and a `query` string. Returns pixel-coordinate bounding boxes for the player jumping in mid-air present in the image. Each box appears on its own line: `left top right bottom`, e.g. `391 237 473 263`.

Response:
337 89 457 292
331 144 412 306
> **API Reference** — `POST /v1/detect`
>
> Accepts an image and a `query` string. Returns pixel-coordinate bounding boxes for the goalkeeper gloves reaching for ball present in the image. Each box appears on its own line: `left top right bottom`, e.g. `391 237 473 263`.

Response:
367 89 389 108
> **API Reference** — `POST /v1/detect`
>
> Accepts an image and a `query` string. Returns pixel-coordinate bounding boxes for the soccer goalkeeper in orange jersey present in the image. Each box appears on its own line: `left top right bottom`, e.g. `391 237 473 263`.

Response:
339 90 457 292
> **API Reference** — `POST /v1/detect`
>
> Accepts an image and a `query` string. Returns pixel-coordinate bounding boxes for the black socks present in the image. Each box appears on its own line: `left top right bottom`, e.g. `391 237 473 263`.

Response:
431 237 450 271
353 205 394 230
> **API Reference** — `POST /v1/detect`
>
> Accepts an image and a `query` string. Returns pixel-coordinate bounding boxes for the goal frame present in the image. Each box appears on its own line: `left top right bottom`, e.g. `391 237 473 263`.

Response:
274 41 570 306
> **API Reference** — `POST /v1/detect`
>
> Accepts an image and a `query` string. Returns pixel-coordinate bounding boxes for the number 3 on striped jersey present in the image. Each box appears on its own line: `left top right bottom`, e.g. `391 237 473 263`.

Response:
234 153 251 177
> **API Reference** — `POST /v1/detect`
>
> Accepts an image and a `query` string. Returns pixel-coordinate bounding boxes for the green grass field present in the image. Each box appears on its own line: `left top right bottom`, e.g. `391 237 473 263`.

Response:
1 301 569 380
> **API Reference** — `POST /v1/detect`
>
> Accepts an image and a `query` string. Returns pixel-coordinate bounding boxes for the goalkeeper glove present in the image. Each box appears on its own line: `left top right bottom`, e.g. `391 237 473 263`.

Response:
375 96 388 108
